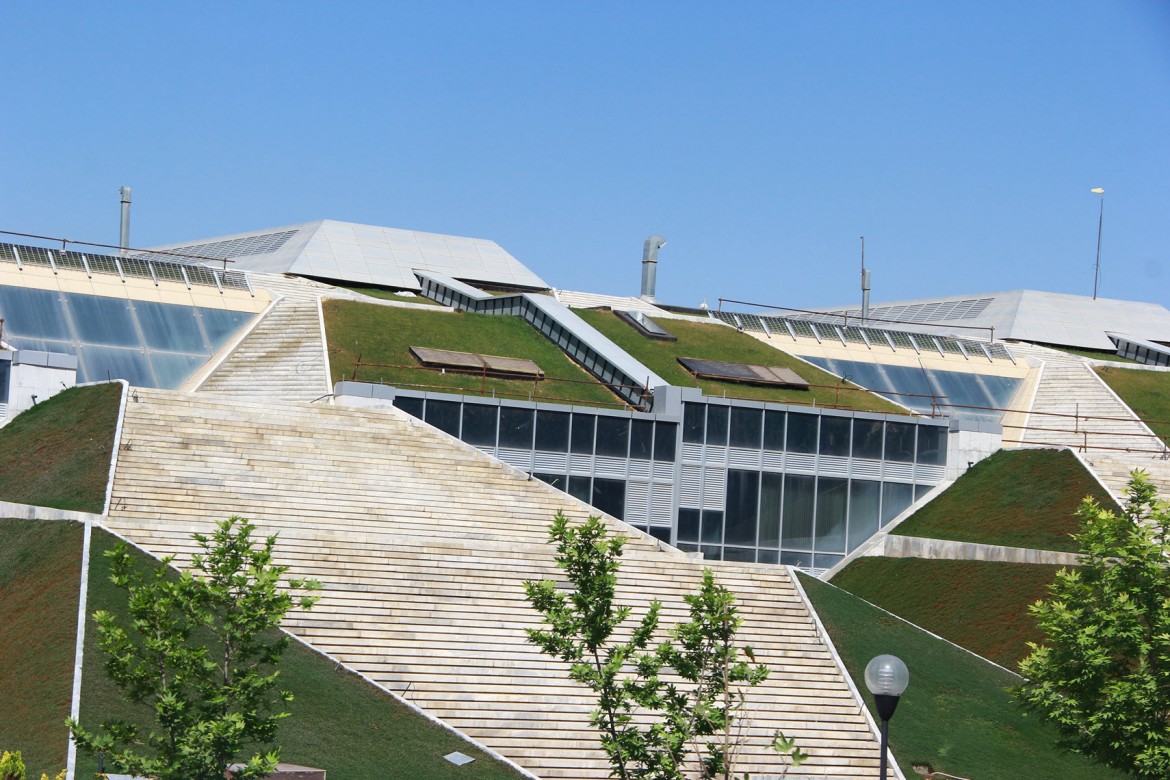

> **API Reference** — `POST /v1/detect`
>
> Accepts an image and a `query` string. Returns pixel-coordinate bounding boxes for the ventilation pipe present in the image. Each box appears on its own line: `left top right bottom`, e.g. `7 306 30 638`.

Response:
640 234 666 303
118 186 132 253
860 236 870 324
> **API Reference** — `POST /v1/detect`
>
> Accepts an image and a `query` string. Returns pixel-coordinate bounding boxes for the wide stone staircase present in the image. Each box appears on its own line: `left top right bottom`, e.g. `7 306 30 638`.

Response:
103 390 886 779
1010 343 1170 499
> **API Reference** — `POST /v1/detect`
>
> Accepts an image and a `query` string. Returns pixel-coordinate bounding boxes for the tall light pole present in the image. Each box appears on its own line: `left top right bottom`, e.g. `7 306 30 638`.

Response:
866 654 909 780
1092 188 1104 300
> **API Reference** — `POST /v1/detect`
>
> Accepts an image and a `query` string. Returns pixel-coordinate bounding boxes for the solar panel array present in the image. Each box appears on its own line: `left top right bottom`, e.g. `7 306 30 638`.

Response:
0 242 252 293
131 229 297 264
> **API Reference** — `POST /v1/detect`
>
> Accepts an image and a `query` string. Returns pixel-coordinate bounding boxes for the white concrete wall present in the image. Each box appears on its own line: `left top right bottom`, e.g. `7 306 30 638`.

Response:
5 353 77 418
946 426 1002 480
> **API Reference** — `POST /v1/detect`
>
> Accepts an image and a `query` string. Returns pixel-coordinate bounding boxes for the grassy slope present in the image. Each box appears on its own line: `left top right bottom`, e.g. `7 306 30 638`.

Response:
799 574 1126 780
331 283 443 306
829 558 1064 669
1094 364 1170 443
0 382 122 513
892 448 1116 552
0 519 82 778
76 528 526 780
324 299 622 408
574 309 905 414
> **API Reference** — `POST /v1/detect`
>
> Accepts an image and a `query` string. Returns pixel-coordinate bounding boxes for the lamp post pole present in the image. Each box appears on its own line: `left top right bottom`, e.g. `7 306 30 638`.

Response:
1092 188 1104 300
866 654 909 780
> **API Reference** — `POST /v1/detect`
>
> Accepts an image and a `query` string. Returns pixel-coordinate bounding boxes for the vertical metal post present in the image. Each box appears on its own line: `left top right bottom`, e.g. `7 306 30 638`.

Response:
118 186 132 254
1092 189 1104 300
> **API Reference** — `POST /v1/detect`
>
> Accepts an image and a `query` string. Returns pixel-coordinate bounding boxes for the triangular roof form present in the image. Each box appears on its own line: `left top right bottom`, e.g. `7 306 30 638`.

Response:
139 220 549 292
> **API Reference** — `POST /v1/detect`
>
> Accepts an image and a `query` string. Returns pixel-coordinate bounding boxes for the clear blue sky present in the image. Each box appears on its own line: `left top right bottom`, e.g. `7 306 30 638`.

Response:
2 1 1168 310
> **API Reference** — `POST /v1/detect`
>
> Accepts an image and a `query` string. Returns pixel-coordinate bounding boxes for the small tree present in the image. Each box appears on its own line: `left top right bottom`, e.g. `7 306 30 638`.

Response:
1016 471 1170 778
524 512 803 779
68 517 319 780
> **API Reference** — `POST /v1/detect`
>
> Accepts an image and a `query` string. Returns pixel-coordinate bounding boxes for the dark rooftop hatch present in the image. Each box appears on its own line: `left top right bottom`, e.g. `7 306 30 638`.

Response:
678 357 809 389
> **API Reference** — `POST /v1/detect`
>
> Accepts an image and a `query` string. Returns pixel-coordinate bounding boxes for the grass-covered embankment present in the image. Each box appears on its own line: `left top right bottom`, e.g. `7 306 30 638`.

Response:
0 382 122 513
829 558 1065 669
799 574 1127 780
892 448 1116 552
1094 364 1170 443
0 519 83 778
76 527 527 780
574 309 904 413
324 299 622 407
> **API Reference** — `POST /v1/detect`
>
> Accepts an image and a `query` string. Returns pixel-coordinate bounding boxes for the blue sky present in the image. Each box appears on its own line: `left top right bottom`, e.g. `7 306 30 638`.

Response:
2 2 1168 310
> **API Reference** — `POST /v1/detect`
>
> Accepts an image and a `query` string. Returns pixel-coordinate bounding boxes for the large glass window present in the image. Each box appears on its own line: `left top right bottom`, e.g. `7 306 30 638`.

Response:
67 296 139 348
729 408 762 449
595 417 629 457
629 419 654 460
535 410 570 452
706 405 729 446
759 472 782 547
461 404 498 446
882 482 914 525
570 414 595 454
763 410 786 451
677 508 701 543
917 425 946 465
848 480 882 552
394 395 424 419
653 421 677 461
425 400 461 437
852 419 884 460
885 422 916 462
786 413 818 454
781 474 816 549
682 403 705 444
819 417 851 457
724 470 759 546
0 287 71 340
499 407 534 448
568 475 591 503
815 477 848 553
135 300 205 353
592 478 626 520
700 510 724 545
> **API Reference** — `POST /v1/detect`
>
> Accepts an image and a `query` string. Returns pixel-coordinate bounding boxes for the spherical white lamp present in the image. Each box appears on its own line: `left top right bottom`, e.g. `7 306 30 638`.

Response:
865 654 909 780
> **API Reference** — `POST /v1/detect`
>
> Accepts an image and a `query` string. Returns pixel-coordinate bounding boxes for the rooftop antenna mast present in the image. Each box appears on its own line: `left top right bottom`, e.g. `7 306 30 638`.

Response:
860 236 871 324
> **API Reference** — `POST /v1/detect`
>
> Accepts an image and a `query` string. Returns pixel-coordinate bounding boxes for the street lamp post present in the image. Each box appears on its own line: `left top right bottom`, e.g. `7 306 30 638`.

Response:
1092 187 1105 300
866 654 909 780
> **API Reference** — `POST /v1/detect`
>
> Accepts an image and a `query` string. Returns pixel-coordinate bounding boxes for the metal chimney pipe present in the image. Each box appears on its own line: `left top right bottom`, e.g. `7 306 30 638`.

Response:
862 268 871 324
118 186 132 253
640 234 666 302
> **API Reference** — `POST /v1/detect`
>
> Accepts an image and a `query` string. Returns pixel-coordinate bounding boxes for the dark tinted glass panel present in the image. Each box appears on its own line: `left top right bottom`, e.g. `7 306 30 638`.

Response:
814 553 844 570
819 417 851 457
535 410 570 452
568 476 591 502
149 352 206 389
570 414 595 454
723 547 756 563
682 403 705 444
848 480 882 552
815 477 848 553
134 300 206 353
759 472 782 547
595 417 629 457
757 549 779 565
781 474 815 549
629 419 654 460
592 478 626 520
885 422 915 462
0 286 70 340
917 425 946 465
705 405 729 446
68 295 138 347
852 419 884 460
787 413 818 454
780 550 812 568
724 470 760 546
701 545 723 561
729 407 763 449
700 510 724 544
0 362 7 403
763 410 786 451
915 483 934 501
882 482 914 525
648 526 671 543
653 422 677 461
77 346 153 386
534 472 566 490
677 508 700 542
499 407 534 448
677 542 699 553
394 395 424 419
461 404 498 445
425 400 461 436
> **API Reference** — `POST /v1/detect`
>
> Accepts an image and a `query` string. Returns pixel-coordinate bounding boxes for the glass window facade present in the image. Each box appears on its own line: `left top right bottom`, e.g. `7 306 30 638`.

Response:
0 285 254 389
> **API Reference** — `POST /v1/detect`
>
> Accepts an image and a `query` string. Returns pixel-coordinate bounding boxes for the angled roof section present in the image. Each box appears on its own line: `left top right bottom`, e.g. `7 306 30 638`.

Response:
805 289 1170 350
138 220 549 293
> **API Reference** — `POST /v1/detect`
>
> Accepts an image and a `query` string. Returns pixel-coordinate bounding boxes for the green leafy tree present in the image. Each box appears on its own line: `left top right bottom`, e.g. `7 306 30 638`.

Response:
524 512 804 779
1017 471 1170 777
68 517 319 780
0 751 26 780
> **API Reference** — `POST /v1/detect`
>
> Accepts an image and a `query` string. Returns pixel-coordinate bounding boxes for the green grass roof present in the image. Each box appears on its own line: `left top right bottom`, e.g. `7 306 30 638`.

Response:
0 382 122 513
799 573 1126 779
324 299 625 408
573 309 906 414
1094 364 1170 443
892 448 1116 552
